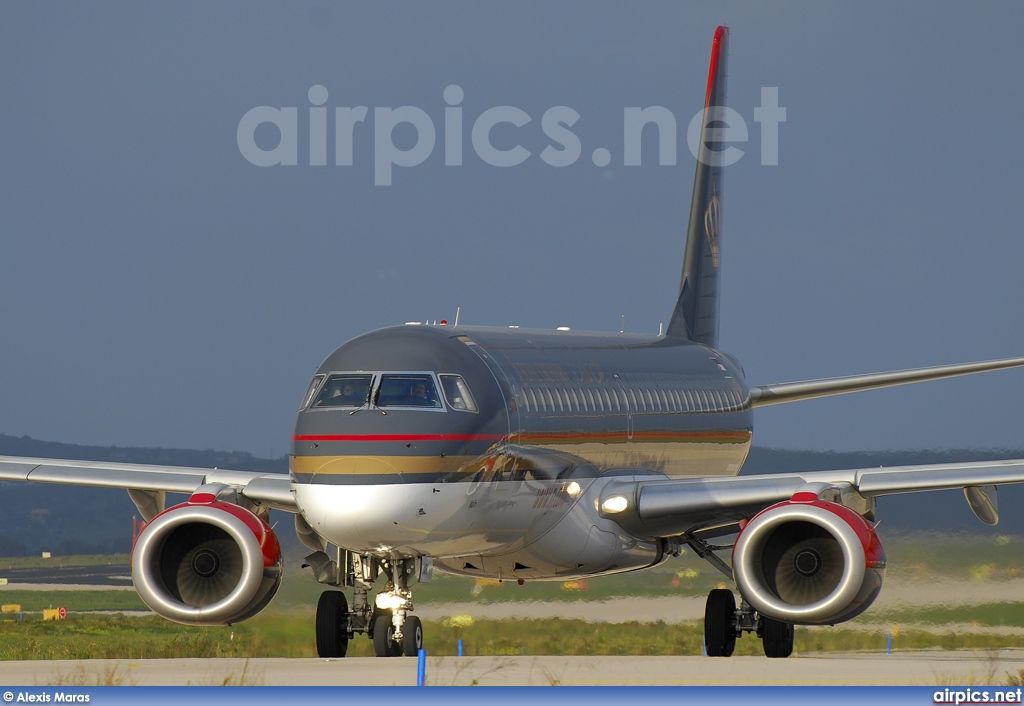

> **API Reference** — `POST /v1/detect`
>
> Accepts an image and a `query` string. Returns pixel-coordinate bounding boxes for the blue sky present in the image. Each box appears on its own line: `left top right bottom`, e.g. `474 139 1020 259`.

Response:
2 2 1023 457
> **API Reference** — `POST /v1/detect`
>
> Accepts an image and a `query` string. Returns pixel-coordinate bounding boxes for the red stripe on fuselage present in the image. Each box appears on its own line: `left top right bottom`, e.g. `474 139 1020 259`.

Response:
293 434 506 442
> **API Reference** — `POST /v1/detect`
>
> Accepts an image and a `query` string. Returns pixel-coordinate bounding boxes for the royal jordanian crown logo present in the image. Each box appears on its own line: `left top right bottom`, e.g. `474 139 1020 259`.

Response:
704 191 721 268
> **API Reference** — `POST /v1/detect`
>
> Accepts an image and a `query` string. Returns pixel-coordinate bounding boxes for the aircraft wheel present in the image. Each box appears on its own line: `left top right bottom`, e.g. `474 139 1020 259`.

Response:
761 617 794 658
402 615 423 657
373 614 401 657
315 590 350 658
704 589 736 657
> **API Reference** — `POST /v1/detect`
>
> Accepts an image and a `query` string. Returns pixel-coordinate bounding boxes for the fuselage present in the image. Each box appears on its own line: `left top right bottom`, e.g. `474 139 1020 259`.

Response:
290 323 753 580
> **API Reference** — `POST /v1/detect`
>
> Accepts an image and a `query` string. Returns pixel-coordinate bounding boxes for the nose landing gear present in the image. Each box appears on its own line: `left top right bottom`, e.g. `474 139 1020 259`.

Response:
311 551 427 658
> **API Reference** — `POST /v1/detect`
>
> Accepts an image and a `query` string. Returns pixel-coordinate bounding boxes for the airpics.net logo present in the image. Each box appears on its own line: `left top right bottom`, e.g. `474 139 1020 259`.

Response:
236 85 786 186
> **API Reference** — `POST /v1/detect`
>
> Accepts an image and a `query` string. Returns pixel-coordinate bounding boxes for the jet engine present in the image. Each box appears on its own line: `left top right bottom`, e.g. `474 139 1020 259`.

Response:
732 497 885 625
131 498 283 626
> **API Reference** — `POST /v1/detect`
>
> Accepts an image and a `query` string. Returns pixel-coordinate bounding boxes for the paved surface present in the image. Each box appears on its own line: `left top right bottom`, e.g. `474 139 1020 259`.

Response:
2 652 1023 686
0 564 132 588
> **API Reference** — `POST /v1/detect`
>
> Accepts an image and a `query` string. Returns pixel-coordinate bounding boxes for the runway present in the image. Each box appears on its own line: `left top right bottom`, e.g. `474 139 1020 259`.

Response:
4 651 1024 686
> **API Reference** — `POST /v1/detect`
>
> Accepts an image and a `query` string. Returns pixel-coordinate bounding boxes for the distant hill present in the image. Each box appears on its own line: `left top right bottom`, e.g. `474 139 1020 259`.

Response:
1 434 1021 557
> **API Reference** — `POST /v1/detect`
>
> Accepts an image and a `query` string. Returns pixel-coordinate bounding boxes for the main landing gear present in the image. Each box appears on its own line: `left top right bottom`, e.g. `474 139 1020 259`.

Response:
312 551 427 658
703 589 794 658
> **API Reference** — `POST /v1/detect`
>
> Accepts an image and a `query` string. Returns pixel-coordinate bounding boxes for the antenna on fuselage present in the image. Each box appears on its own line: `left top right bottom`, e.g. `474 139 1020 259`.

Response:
454 306 461 328
620 315 625 334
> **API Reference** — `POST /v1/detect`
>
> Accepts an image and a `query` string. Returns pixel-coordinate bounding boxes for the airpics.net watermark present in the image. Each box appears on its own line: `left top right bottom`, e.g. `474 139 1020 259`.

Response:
237 85 786 186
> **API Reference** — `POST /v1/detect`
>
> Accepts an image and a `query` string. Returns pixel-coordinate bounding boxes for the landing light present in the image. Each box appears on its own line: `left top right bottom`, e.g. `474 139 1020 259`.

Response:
565 481 582 498
601 495 629 514
375 592 405 611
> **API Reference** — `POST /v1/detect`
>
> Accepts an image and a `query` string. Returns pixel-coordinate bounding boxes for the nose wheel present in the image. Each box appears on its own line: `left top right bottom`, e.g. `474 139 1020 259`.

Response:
313 555 427 658
373 613 423 657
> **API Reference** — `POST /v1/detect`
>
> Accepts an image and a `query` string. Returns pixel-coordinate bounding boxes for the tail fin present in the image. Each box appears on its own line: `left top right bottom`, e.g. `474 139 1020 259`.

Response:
665 25 729 346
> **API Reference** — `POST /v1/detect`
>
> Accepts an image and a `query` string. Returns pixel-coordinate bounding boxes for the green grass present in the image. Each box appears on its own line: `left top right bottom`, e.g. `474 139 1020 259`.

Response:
3 612 1024 660
871 602 1024 628
0 590 146 613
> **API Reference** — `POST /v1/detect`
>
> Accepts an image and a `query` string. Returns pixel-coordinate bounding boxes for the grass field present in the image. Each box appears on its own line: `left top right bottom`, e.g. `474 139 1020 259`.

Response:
4 611 1024 660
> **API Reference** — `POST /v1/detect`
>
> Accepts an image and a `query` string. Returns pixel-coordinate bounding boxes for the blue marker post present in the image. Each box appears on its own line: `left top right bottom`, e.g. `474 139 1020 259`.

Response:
458 638 463 657
417 648 426 686
886 633 893 654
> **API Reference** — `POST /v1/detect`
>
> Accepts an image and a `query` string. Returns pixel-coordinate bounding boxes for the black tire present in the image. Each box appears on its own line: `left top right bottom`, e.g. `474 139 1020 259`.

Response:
315 591 350 658
761 617 794 658
704 589 737 657
373 614 400 657
402 615 423 657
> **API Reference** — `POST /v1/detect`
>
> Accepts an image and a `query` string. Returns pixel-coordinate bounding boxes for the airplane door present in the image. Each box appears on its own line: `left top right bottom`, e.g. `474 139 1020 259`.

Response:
461 339 520 471
614 374 633 440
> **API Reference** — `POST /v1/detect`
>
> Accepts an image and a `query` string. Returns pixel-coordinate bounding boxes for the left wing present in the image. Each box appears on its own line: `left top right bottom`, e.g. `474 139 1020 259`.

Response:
749 356 1024 407
0 455 295 516
598 458 1024 540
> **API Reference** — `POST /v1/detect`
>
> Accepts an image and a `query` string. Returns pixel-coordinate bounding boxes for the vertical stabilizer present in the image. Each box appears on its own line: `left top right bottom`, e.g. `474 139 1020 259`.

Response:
665 26 729 346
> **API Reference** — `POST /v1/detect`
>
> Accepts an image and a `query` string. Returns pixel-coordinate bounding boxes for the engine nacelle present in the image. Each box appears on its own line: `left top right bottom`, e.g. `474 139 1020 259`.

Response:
132 499 283 626
733 498 885 625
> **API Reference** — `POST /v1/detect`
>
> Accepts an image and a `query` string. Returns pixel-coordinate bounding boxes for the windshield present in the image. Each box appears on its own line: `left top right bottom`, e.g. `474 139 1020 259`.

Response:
376 373 442 408
311 374 373 408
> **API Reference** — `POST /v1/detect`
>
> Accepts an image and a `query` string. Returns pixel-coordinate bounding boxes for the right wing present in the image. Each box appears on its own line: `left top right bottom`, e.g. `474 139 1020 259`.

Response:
0 455 295 517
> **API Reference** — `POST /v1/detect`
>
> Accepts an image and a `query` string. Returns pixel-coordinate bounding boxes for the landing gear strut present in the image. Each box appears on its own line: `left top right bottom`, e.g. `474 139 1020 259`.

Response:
702 589 794 658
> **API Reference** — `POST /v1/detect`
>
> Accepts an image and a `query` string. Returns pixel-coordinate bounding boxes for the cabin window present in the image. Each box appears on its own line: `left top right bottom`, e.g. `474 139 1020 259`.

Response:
527 388 540 412
543 388 555 412
439 374 478 412
312 373 373 408
570 388 582 412
376 374 442 408
628 389 639 412
586 388 597 411
646 389 658 412
670 389 681 412
300 374 326 410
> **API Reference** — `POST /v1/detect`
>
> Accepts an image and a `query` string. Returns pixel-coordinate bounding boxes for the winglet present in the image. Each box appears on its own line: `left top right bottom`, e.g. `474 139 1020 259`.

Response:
666 25 729 345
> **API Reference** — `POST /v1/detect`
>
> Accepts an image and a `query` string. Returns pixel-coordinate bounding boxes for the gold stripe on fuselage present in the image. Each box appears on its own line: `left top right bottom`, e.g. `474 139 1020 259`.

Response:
291 454 480 477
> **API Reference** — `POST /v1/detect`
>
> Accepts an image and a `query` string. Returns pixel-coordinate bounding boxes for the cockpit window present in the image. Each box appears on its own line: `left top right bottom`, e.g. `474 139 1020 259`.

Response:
311 374 373 408
299 374 326 410
376 373 442 408
439 374 478 412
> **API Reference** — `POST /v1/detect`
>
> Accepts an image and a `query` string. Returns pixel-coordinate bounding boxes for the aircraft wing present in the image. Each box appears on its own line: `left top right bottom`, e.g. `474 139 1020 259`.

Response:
749 356 1024 407
0 455 295 514
600 458 1024 540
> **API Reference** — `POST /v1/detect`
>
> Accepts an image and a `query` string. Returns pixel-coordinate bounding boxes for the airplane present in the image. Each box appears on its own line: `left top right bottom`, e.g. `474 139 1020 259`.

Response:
4 25 1024 660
